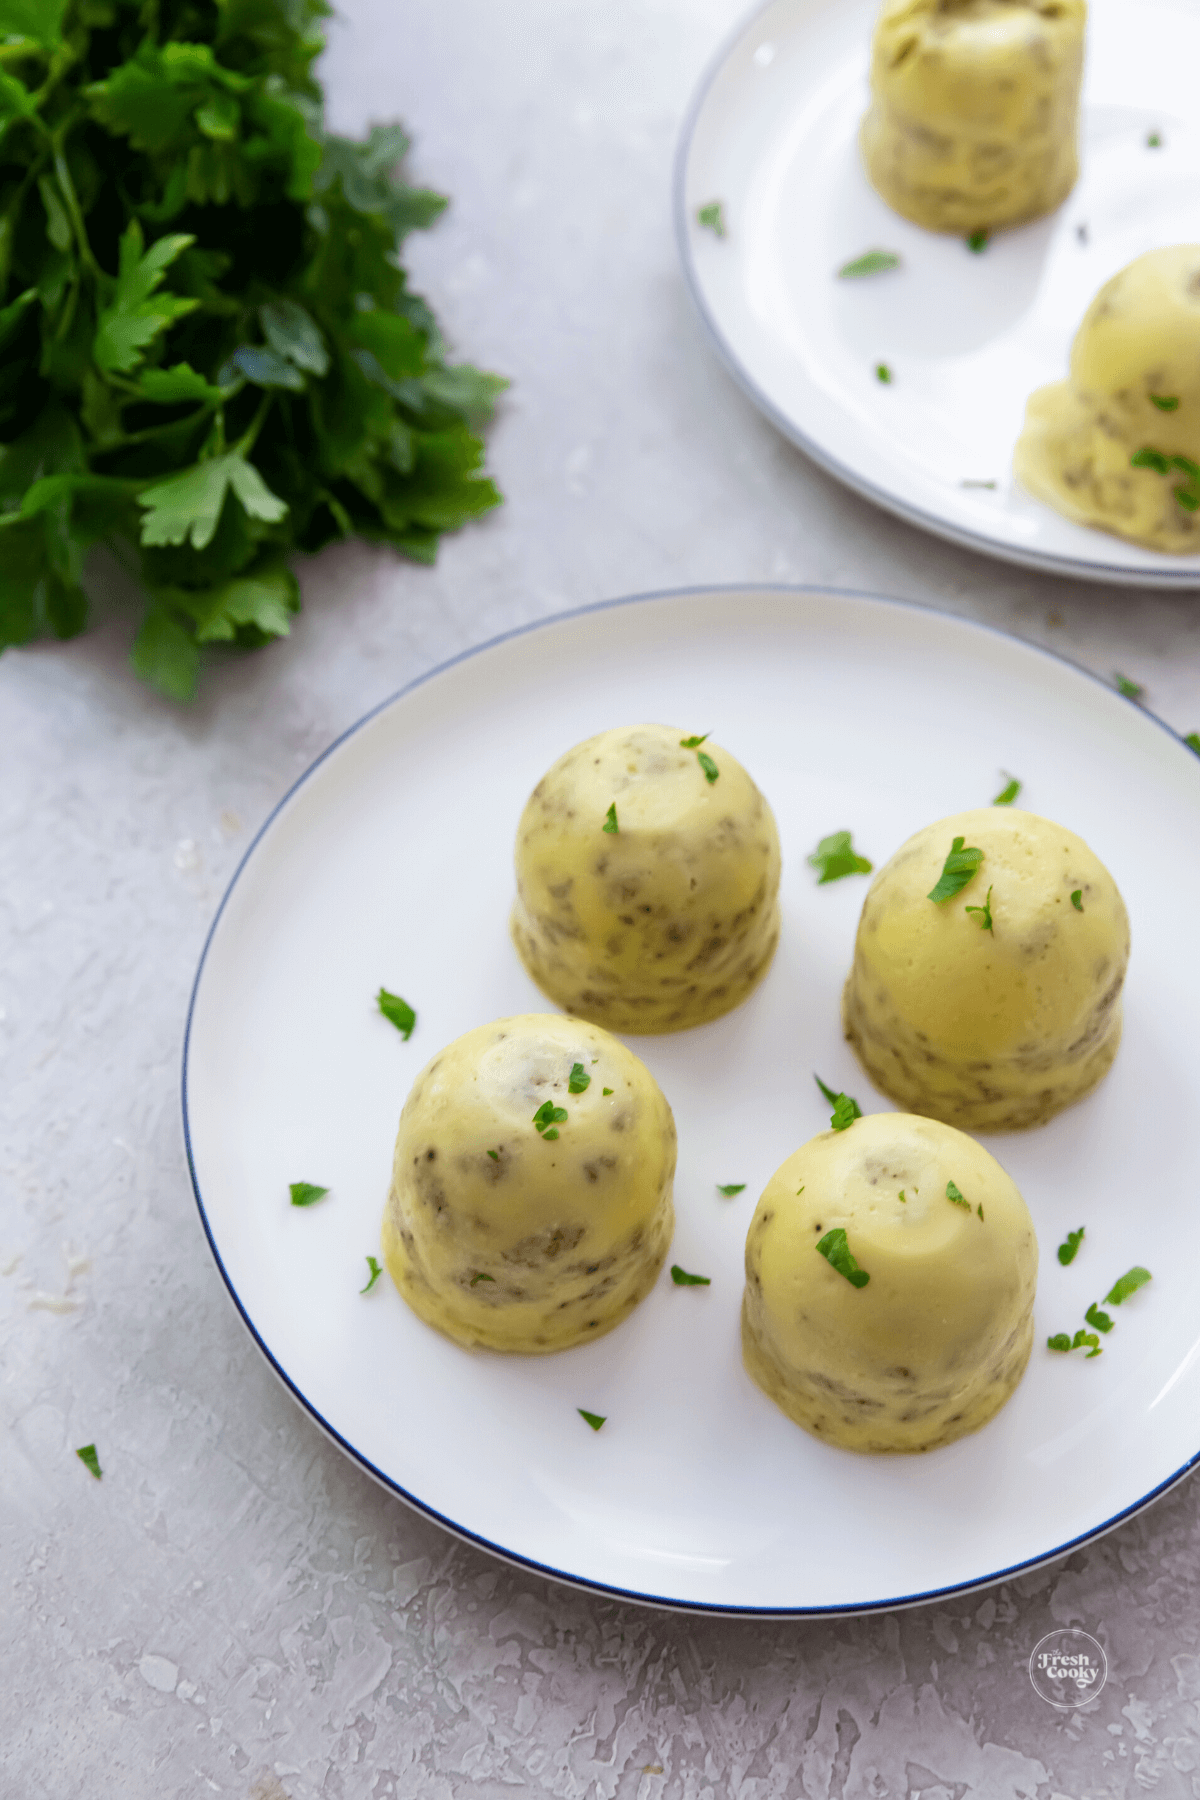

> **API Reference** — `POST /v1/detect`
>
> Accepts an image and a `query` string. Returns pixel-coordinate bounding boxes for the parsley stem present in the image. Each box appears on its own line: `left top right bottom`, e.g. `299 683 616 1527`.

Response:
235 391 275 459
51 134 104 285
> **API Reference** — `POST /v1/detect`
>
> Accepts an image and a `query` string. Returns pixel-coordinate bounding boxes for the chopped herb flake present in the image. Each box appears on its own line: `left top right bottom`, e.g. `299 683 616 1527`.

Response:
290 1182 329 1208
967 229 989 253
946 1181 970 1209
1071 889 1083 911
808 830 873 884
964 884 994 934
76 1444 102 1479
816 1227 870 1288
670 1265 712 1286
1150 394 1180 411
568 1062 591 1094
1147 131 1163 147
992 774 1021 805
838 249 901 279
961 478 998 489
578 1408 606 1430
1085 1301 1114 1333
1185 732 1200 755
360 1257 382 1294
1074 1329 1103 1357
603 803 619 833
470 1272 495 1285
697 201 726 237
697 751 720 783
1104 1266 1152 1306
377 988 416 1039
1047 1333 1072 1352
602 1087 614 1096
532 1102 568 1138
898 1190 907 1203
1130 446 1200 512
977 1203 985 1221
1057 1227 1085 1265
717 1183 746 1196
679 734 709 748
928 836 984 903
1114 672 1144 700
487 1149 500 1161
815 1073 862 1131
875 362 893 384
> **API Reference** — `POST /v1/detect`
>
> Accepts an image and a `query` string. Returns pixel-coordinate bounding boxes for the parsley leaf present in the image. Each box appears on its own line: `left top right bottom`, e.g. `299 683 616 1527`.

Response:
697 750 719 783
470 1272 495 1286
578 1408 606 1430
697 202 725 237
1131 447 1200 513
717 1183 746 1196
1047 1333 1072 1352
992 774 1021 805
679 733 709 748
1185 733 1200 755
377 988 416 1039
875 362 893 384
602 1087 613 1096
486 1149 499 1161
1085 1301 1113 1333
568 1062 591 1094
360 1256 382 1293
946 1181 970 1209
1150 394 1180 411
75 1443 102 1479
533 1102 568 1139
1147 131 1163 147
290 1182 329 1207
1104 1266 1152 1306
928 836 984 903
964 884 994 934
808 830 873 884
967 229 989 253
815 1073 861 1131
0 14 505 697
1113 672 1145 700
1071 889 1083 911
1057 1226 1084 1265
838 250 901 278
670 1264 711 1286
603 803 619 833
815 1228 870 1288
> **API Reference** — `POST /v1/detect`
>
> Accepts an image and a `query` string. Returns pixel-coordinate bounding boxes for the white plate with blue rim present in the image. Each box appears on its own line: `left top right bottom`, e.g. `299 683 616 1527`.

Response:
675 0 1200 588
184 586 1200 1614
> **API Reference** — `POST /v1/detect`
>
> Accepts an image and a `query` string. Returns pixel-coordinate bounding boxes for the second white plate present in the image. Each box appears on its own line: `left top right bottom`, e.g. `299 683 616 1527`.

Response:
676 0 1200 587
184 587 1200 1614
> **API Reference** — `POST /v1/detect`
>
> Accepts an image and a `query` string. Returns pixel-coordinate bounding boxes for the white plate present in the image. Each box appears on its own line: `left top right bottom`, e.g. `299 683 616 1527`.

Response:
676 0 1200 588
184 588 1200 1615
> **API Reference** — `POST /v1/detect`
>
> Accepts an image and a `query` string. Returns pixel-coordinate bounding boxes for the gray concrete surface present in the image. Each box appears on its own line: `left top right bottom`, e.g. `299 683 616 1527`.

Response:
3 2 1199 1793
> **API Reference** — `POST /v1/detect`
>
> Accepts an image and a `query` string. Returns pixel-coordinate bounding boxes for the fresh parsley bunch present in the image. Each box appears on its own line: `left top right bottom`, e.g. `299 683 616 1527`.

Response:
0 0 505 698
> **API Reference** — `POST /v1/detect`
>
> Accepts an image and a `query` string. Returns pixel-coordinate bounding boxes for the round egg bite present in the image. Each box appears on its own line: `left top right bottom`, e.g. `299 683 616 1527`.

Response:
381 1014 676 1352
742 1112 1038 1453
511 724 781 1034
843 808 1129 1131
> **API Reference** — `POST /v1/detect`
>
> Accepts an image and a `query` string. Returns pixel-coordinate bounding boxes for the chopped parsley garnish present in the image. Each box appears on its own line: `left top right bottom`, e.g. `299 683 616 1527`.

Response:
838 249 901 279
961 478 997 489
1071 889 1083 911
1047 1333 1072 1352
875 362 893 384
697 201 726 237
377 988 416 1039
1147 131 1163 147
470 1272 495 1286
928 836 984 903
977 1203 984 1221
992 774 1021 805
603 803 619 833
670 1265 711 1286
360 1257 382 1294
1113 671 1145 700
290 1182 329 1208
946 1181 970 1209
1150 394 1180 411
967 229 989 253
1130 447 1200 512
964 885 994 934
1185 733 1200 755
76 1444 102 1480
1057 1226 1084 1265
717 1183 746 1196
898 1190 907 1203
568 1062 591 1094
602 1087 614 1096
1048 1329 1101 1357
815 1228 870 1288
808 830 873 884
697 751 720 784
532 1102 568 1140
578 1409 606 1431
815 1074 862 1131
487 1149 500 1161
1104 1266 1152 1306
1085 1302 1113 1333
680 734 709 748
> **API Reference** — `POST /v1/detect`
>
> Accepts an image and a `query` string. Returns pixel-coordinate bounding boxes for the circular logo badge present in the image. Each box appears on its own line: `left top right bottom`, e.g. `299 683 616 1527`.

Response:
1029 1629 1108 1708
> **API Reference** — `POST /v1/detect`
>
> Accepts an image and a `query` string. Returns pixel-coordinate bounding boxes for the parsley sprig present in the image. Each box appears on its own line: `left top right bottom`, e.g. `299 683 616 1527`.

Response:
808 830 873 884
928 836 983 903
815 1228 869 1288
532 1102 568 1141
0 4 506 700
964 884 994 934
815 1074 861 1132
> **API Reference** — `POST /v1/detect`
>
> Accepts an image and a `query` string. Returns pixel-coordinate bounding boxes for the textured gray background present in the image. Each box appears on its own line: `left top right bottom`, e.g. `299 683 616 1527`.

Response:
4 1 1200 1794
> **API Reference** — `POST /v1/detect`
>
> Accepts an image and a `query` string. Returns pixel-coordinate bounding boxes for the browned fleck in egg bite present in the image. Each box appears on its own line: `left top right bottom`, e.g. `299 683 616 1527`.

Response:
381 1014 675 1351
511 724 781 1033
